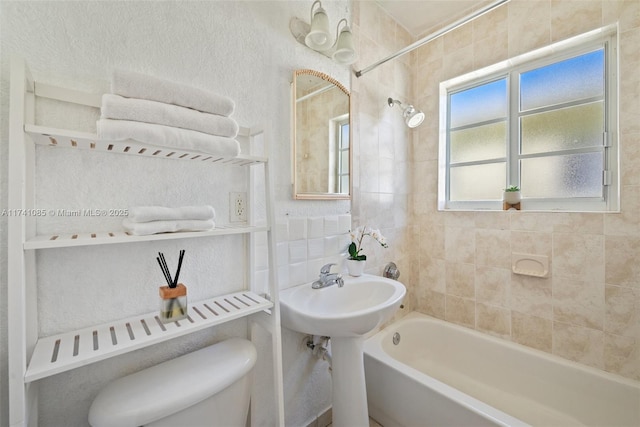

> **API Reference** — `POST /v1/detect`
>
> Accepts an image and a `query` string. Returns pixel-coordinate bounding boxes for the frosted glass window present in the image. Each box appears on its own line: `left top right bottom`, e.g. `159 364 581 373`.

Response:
450 163 505 201
520 49 604 111
450 79 507 128
440 30 616 211
521 153 603 198
450 121 507 163
521 102 604 155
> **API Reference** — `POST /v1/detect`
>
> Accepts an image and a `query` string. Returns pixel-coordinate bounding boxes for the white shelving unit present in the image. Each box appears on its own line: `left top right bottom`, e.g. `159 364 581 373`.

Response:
7 57 284 426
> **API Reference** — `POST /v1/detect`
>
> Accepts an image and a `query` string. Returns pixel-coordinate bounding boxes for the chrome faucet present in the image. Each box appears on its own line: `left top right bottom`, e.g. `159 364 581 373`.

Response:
312 263 344 289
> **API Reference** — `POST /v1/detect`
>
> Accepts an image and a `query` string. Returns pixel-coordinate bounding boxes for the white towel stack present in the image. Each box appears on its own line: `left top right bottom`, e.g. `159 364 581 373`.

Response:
123 205 216 236
97 70 241 157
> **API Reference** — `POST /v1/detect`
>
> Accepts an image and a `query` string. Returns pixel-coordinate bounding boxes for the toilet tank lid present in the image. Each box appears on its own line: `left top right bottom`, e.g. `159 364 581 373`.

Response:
88 338 257 427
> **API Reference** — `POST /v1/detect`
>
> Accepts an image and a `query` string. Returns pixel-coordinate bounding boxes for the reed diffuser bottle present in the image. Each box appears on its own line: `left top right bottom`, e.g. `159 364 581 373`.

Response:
159 283 187 322
157 250 187 323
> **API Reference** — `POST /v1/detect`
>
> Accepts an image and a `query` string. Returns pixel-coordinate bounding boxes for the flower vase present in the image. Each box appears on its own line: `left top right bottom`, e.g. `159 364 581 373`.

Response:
347 259 366 277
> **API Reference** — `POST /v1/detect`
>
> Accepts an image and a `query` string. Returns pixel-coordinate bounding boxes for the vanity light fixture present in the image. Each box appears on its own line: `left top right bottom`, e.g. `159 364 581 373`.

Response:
305 0 332 50
290 0 358 65
387 98 425 128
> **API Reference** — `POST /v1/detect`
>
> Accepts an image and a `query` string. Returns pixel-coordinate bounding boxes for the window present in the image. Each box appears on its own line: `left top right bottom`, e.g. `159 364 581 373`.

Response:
439 27 618 211
328 115 350 194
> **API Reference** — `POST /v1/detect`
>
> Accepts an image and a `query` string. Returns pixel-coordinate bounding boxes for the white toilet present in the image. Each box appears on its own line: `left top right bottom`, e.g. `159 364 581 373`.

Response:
88 338 257 427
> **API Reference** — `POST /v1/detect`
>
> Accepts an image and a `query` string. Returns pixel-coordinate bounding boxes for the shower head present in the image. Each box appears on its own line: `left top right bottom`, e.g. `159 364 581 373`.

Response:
388 97 425 128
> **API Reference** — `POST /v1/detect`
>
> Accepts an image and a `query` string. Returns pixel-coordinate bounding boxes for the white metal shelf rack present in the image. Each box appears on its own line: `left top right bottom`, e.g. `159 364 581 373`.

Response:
7 57 284 426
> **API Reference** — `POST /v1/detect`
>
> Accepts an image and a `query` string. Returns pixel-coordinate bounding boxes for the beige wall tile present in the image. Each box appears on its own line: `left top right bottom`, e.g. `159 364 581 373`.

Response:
511 274 553 319
419 289 446 319
511 230 552 258
445 226 476 264
473 3 509 41
552 213 604 234
510 212 557 232
553 322 604 370
512 311 552 352
473 29 509 69
443 23 473 52
605 285 640 337
620 134 640 186
477 302 511 339
419 217 445 259
605 235 640 287
446 295 476 328
476 229 511 269
507 0 551 57
604 333 640 380
553 277 605 330
442 45 474 79
602 0 640 31
551 0 602 41
419 257 446 293
445 262 475 298
475 211 510 230
553 233 605 282
476 266 510 308
605 185 640 236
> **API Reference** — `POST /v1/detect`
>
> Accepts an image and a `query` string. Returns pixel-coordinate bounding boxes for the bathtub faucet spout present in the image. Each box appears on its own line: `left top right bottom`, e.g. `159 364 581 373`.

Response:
312 263 344 289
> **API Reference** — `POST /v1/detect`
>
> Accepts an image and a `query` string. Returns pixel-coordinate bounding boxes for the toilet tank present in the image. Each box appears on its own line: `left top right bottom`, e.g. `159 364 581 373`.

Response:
89 338 257 427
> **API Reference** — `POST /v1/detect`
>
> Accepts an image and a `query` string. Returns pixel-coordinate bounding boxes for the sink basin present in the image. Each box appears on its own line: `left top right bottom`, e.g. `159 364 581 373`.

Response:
279 273 406 337
280 273 406 426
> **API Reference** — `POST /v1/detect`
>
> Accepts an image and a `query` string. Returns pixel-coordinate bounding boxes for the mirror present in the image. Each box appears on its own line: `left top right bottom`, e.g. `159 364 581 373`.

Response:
293 69 351 200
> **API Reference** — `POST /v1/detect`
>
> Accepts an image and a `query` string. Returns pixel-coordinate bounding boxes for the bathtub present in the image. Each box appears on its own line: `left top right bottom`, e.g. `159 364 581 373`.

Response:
364 312 640 427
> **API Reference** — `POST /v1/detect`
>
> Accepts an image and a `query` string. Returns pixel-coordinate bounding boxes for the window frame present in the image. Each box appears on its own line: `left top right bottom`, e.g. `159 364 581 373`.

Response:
438 25 619 212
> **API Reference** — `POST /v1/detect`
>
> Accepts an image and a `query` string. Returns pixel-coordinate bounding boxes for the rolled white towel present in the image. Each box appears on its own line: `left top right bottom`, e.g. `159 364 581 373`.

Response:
122 218 215 236
101 94 239 138
97 119 241 158
111 69 235 116
128 206 215 223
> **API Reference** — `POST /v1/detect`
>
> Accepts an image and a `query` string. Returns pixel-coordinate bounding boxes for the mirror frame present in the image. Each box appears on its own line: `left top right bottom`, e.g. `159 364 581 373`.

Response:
292 69 351 200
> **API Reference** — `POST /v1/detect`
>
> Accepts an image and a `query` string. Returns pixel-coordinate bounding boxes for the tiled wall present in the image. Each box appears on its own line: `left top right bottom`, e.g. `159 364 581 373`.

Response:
254 215 353 292
409 0 640 380
350 1 417 321
352 0 638 381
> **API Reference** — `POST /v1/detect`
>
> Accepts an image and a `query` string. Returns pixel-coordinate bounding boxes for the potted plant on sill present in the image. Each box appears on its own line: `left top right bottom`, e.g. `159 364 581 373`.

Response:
503 185 521 209
347 225 388 276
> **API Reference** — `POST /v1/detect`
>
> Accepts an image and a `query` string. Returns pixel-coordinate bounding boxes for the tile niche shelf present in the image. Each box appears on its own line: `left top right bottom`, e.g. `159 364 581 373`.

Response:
8 56 285 425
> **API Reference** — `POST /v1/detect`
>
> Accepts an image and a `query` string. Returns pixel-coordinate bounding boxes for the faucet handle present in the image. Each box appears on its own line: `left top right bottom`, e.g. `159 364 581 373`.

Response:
320 263 336 274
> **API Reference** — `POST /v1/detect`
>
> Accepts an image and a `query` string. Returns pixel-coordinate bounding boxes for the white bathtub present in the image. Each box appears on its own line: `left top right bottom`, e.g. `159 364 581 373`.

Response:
364 312 640 427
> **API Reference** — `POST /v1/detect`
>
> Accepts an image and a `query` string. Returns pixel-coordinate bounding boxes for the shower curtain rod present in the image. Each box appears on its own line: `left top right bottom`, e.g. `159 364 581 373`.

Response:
354 0 510 78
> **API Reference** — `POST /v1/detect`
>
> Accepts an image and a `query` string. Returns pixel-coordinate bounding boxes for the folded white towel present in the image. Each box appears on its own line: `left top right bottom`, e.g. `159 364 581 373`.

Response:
122 218 215 236
111 69 235 116
128 205 215 223
97 119 241 158
101 94 239 138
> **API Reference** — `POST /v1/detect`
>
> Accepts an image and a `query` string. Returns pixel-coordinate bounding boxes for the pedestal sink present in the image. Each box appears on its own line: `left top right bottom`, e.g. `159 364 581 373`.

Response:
280 274 406 427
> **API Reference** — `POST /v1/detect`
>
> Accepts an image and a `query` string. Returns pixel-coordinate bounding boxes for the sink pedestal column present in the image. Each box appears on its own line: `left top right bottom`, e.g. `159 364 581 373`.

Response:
331 336 369 427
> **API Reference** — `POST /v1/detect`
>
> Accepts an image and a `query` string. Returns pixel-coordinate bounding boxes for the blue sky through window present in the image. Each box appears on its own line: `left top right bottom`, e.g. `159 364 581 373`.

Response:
450 78 507 128
449 49 604 128
520 49 604 111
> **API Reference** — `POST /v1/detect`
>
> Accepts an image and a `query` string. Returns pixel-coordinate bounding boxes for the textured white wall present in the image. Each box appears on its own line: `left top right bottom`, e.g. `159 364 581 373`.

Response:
0 1 352 426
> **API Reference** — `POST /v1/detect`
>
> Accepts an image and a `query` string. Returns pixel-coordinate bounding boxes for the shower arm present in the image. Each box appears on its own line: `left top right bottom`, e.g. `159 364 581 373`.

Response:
354 0 510 78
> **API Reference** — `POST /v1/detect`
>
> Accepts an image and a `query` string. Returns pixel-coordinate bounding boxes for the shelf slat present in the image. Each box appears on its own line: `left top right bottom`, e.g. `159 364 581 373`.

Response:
25 224 268 249
25 290 272 382
25 124 268 165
